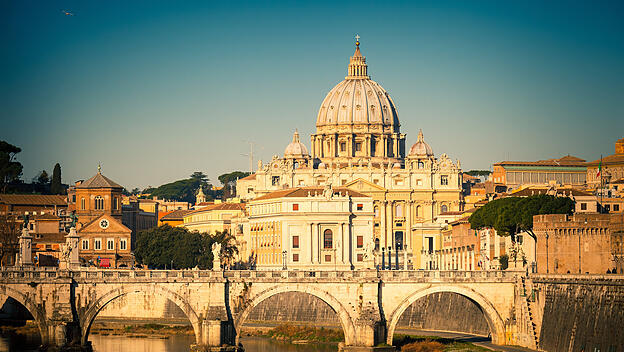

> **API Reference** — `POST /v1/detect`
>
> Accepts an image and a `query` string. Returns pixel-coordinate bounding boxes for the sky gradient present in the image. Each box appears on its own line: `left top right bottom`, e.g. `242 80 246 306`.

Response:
2 1 623 189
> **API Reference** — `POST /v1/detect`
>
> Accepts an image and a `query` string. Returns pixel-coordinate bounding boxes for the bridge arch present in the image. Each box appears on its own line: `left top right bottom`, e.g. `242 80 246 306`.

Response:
80 284 201 345
0 286 47 344
386 284 506 345
234 285 356 346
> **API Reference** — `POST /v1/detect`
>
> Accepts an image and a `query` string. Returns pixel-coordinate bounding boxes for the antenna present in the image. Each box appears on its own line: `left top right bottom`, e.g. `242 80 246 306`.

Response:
241 141 262 173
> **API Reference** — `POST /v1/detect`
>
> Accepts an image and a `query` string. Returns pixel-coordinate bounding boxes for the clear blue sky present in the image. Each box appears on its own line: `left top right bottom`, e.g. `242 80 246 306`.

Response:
2 1 623 189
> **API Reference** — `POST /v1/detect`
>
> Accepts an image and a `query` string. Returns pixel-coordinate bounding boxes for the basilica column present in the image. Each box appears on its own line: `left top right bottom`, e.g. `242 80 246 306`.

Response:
382 135 387 158
310 222 317 264
380 200 387 249
406 200 413 250
387 200 394 249
339 222 346 264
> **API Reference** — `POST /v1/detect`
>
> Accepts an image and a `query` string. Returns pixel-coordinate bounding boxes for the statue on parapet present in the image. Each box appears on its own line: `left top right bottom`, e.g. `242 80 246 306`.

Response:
211 242 222 271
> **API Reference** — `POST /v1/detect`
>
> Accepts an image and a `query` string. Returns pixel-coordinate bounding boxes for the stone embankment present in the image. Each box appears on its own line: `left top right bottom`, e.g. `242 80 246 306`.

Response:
532 274 624 352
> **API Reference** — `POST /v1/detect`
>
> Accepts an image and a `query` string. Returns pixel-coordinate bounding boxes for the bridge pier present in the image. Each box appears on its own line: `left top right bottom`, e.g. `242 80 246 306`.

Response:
42 321 91 352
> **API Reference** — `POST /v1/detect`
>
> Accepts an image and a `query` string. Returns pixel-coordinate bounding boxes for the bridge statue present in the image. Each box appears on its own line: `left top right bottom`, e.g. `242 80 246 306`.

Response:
212 242 222 271
59 227 80 270
17 227 33 266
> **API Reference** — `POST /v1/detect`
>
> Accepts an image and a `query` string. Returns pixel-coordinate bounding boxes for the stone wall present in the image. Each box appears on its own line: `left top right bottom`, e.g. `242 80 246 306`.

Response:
97 292 187 322
396 292 490 336
534 276 624 352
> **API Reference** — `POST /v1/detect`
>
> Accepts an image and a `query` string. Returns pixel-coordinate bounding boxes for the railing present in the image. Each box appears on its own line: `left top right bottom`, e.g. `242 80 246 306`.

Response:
0 266 523 282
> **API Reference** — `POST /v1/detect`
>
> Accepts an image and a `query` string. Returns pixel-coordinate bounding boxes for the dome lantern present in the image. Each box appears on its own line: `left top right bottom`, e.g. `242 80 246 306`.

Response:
284 130 309 158
408 130 434 158
346 36 369 79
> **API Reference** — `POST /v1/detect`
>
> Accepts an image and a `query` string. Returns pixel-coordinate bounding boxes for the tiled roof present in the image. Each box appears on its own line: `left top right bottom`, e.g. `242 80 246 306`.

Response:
494 155 586 167
239 173 256 181
160 209 192 220
586 153 624 167
0 194 67 206
438 211 464 216
186 203 246 215
511 186 593 197
253 187 369 201
76 172 123 189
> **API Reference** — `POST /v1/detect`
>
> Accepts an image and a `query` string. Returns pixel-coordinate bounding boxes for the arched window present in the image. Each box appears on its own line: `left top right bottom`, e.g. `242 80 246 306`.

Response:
418 161 424 169
374 238 380 251
416 205 422 218
374 206 379 217
395 204 403 217
323 229 333 249
95 196 104 210
80 198 85 210
441 204 448 213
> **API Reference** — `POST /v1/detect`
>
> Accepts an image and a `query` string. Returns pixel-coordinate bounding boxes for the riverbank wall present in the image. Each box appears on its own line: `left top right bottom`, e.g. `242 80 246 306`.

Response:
532 274 624 352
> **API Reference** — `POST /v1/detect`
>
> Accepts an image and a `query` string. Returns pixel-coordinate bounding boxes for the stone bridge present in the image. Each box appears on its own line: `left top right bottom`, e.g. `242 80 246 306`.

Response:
0 268 532 351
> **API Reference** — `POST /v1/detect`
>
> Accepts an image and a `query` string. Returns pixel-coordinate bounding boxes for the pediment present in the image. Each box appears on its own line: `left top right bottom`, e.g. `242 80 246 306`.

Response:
79 214 131 234
344 178 387 192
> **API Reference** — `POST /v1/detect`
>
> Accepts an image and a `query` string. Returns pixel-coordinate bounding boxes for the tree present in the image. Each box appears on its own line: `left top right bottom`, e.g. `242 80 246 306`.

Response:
469 194 575 248
0 141 23 193
50 163 63 194
0 214 21 267
144 172 212 203
465 170 492 177
218 171 250 198
134 226 239 270
36 170 49 185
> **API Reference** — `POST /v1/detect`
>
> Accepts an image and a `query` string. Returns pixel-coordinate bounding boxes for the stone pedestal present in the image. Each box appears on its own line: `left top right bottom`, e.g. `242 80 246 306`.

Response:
18 227 33 266
65 227 81 270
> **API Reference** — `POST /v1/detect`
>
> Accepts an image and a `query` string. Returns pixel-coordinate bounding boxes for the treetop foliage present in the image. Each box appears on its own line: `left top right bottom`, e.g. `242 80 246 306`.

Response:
469 194 574 238
218 171 250 198
0 141 23 193
134 225 238 270
465 170 492 177
144 172 212 203
50 163 63 195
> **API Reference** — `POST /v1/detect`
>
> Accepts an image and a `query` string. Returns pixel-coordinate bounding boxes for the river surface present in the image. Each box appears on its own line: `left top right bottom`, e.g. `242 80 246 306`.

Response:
0 332 338 352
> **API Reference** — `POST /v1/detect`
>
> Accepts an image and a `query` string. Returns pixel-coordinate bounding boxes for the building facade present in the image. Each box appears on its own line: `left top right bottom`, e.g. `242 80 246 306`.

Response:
182 202 246 235
492 155 587 190
237 39 463 269
245 185 374 270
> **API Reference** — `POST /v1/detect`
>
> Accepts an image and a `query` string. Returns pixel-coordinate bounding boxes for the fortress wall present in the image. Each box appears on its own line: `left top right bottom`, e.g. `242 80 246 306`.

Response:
534 276 624 352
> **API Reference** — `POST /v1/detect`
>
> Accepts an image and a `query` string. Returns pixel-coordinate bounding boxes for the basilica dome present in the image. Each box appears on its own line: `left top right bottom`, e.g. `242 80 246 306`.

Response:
316 41 399 132
408 130 433 157
284 130 309 158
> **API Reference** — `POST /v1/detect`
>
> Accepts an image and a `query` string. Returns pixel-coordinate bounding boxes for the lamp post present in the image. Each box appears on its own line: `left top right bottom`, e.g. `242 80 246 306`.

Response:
381 248 385 270
388 246 392 270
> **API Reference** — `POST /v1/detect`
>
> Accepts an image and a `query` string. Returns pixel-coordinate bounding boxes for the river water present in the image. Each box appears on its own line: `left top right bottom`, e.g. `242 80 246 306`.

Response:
0 333 338 352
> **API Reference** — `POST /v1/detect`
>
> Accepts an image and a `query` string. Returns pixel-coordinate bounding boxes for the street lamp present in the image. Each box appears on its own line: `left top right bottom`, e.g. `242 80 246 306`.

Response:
282 250 287 270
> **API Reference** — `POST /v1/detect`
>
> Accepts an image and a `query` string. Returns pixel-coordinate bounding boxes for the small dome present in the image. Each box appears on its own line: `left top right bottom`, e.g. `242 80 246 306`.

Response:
284 130 309 157
408 130 433 157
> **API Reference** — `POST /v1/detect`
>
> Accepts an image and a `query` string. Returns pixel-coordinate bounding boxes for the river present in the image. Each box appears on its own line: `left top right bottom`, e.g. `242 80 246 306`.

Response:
0 332 338 352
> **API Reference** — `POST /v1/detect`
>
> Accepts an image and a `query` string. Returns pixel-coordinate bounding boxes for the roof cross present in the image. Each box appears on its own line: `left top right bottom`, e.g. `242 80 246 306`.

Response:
355 34 360 43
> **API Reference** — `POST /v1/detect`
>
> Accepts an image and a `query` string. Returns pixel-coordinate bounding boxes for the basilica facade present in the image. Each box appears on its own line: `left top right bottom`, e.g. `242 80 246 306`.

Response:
237 40 464 269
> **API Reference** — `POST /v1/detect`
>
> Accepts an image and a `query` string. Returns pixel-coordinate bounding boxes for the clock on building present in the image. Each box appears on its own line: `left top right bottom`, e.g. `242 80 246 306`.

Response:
99 219 109 229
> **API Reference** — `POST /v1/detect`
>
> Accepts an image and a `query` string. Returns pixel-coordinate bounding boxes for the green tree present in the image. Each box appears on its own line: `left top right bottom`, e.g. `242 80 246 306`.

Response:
0 213 21 267
144 172 212 203
50 163 63 194
465 170 492 177
0 141 23 193
36 170 49 185
218 171 250 198
469 194 575 242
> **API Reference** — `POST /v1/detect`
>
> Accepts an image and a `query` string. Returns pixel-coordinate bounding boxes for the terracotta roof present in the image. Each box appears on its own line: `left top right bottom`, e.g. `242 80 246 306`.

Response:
32 213 60 221
253 187 370 201
76 172 123 189
586 153 624 167
511 186 593 197
160 209 191 221
0 194 67 206
187 203 246 215
494 155 586 167
439 211 464 216
239 173 256 181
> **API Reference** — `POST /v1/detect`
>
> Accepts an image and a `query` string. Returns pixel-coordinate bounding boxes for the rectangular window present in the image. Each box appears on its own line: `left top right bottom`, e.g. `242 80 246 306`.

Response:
340 142 346 152
355 142 362 152
357 254 363 262
292 235 299 249
94 239 102 250
120 239 127 250
81 198 85 210
247 187 254 193
81 239 89 250
356 203 363 211
272 176 280 186
292 253 299 262
72 195 76 202
614 204 620 212
107 239 114 250
581 203 587 210
292 203 299 211
605 204 611 211
441 175 449 185
357 236 363 248
325 254 332 262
